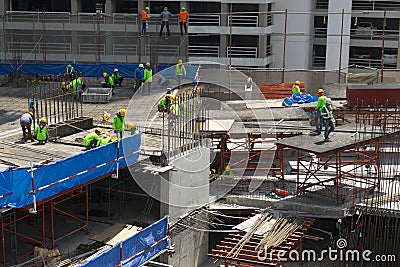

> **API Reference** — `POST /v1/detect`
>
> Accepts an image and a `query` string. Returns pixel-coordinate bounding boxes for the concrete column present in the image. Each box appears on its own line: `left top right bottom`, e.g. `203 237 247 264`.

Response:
270 0 314 70
325 0 352 73
105 0 115 57
220 3 229 57
70 0 81 57
258 4 269 58
0 0 10 12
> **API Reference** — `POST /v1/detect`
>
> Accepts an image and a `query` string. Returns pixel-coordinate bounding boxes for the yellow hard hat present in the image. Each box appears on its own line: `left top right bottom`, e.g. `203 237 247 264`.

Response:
318 88 324 94
178 59 183 64
28 112 33 116
61 81 66 86
119 108 126 116
127 123 135 130
114 68 118 72
95 128 103 134
78 77 82 81
225 165 231 171
295 80 301 85
103 72 108 78
40 117 47 123
146 62 150 67
182 7 186 10
145 6 150 10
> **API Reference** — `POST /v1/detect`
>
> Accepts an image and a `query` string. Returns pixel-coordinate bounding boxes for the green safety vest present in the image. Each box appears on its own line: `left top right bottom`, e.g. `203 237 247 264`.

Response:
315 96 327 111
144 68 153 82
69 79 82 95
175 64 186 76
99 137 112 146
111 73 122 83
83 132 100 147
292 85 301 94
113 114 125 131
34 125 48 141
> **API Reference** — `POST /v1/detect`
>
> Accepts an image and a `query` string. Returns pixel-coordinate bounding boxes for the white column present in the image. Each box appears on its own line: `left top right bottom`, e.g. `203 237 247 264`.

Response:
271 0 314 70
325 1 352 73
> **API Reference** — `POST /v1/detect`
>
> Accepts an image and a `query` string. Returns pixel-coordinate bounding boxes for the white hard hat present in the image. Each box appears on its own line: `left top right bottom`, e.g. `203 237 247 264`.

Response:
138 64 144 68
326 98 332 105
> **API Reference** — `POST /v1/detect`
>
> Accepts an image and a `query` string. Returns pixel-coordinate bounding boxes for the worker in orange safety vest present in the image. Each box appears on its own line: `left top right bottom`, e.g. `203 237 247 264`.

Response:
178 7 189 36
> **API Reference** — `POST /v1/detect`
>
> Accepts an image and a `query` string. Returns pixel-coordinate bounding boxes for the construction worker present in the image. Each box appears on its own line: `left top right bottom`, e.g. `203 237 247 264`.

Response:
60 81 69 93
69 77 85 100
313 88 327 135
159 6 172 38
113 108 126 139
102 72 114 88
175 59 186 86
221 165 234 176
292 80 302 95
34 117 48 144
83 128 102 149
128 123 139 135
20 111 34 142
157 91 178 112
143 62 153 94
134 64 144 92
321 98 335 142
178 7 189 36
156 73 170 89
99 131 112 146
141 6 150 36
65 64 76 81
111 68 124 87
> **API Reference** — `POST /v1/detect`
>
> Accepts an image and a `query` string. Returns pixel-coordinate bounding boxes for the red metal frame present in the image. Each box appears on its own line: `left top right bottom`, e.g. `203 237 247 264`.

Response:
277 139 382 205
208 218 315 266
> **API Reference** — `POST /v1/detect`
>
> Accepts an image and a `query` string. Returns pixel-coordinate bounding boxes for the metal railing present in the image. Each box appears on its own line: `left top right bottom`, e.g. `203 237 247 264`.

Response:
5 11 71 23
266 44 272 57
112 13 138 25
77 12 106 24
145 45 179 57
315 0 329 10
79 43 105 55
8 42 71 54
314 27 328 38
352 1 400 11
228 15 259 27
349 57 397 69
189 14 220 26
227 47 258 58
351 29 400 41
188 45 219 57
312 56 326 67
113 44 137 56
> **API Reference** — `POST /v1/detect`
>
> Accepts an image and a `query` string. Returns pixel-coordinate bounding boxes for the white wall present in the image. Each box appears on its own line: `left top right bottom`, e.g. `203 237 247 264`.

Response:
271 0 314 71
325 0 352 73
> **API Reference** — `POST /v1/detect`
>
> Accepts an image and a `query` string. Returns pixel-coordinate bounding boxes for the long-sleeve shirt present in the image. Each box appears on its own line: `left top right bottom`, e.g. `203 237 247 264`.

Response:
175 64 186 76
144 67 153 82
160 10 172 21
134 68 144 80
20 113 33 124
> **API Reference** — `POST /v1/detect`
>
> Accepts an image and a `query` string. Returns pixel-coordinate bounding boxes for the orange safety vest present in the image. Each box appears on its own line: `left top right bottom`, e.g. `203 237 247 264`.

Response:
141 10 149 21
178 11 188 22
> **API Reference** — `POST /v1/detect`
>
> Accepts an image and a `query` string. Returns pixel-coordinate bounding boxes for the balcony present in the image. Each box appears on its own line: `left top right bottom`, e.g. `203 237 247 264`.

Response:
227 47 258 58
188 46 219 57
228 15 259 27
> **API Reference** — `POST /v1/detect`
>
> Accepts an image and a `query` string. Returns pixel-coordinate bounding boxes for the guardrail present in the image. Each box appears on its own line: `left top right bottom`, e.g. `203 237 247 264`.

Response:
227 47 257 58
312 56 326 67
8 42 71 54
5 11 71 23
314 27 328 38
188 45 219 57
352 1 400 11
113 44 137 56
189 14 220 26
228 15 259 27
145 45 179 56
79 44 105 55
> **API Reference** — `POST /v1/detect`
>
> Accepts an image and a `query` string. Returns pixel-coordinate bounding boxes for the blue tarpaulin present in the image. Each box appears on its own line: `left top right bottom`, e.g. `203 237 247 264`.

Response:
0 63 198 79
78 216 169 267
0 133 141 209
282 93 319 106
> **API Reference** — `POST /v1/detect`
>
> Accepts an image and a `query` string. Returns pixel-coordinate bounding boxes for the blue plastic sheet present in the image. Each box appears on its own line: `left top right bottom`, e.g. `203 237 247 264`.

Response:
79 216 169 267
0 133 141 209
0 63 183 78
282 93 318 106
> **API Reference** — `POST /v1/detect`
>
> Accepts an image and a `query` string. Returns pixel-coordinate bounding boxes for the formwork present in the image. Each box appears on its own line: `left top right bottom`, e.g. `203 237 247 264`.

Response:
82 87 113 103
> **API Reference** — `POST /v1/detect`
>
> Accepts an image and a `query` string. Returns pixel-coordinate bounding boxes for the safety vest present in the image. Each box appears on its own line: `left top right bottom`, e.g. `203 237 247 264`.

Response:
69 79 82 95
113 114 125 131
83 132 100 147
141 10 148 21
34 125 48 141
144 68 153 82
175 64 186 76
315 96 327 111
321 105 333 119
179 11 188 22
292 85 301 94
99 137 112 146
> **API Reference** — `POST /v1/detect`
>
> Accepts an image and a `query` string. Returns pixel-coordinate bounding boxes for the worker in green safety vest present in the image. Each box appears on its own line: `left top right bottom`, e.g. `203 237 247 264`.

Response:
113 109 126 139
83 128 102 149
34 117 48 145
69 77 85 100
